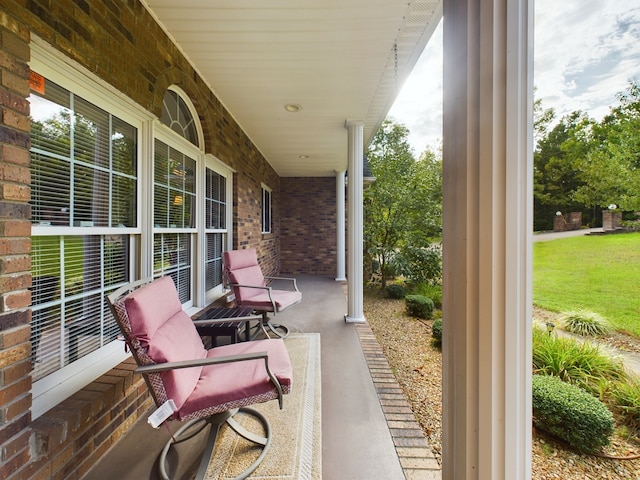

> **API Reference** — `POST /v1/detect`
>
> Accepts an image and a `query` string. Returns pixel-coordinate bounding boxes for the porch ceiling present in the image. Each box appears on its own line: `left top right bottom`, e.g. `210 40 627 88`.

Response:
142 0 442 177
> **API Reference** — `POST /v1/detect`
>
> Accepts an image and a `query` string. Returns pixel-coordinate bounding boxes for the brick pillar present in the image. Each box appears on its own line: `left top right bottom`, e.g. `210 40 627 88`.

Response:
0 16 33 479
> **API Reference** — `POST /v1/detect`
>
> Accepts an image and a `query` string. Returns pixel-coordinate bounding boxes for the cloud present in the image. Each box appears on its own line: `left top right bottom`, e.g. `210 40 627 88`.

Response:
389 2 640 154
535 0 640 121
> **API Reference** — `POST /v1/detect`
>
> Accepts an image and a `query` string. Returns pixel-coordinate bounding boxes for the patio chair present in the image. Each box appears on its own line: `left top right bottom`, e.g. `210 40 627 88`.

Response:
106 276 292 480
223 248 302 339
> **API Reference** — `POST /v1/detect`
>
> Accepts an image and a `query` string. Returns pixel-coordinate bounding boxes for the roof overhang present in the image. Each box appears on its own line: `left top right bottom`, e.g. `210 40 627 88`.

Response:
142 1 443 177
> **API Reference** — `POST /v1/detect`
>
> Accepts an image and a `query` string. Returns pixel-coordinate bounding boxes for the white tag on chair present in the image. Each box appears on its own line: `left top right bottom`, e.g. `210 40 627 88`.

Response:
148 399 176 428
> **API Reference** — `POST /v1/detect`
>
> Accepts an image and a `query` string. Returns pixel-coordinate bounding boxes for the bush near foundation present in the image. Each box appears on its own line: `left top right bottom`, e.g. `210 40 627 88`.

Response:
532 374 614 453
431 318 442 347
386 284 407 299
405 295 434 319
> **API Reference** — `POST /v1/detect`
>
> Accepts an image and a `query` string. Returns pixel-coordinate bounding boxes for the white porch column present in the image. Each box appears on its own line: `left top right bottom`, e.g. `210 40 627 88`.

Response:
335 170 347 282
441 0 532 479
345 120 365 323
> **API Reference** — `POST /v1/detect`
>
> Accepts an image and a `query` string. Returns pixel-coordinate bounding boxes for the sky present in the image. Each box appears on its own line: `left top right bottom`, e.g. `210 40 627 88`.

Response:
388 1 640 155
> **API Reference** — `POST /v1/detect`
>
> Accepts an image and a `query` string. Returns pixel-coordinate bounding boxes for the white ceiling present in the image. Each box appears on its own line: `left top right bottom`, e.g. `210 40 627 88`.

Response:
142 0 442 177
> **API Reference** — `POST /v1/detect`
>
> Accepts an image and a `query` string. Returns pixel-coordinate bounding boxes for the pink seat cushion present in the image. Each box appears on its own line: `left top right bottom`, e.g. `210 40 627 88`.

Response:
224 249 301 311
124 276 207 411
236 289 302 312
179 339 293 419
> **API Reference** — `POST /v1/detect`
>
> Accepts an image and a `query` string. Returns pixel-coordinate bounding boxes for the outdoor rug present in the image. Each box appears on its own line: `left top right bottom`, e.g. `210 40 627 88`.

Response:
205 333 322 480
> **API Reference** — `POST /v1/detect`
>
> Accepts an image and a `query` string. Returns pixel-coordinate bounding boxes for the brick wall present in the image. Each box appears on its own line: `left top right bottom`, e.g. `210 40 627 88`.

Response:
0 1 336 478
20 359 151 479
0 13 34 479
280 177 337 275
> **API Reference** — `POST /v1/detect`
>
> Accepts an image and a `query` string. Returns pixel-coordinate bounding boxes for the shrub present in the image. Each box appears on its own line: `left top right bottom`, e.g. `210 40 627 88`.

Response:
391 245 442 285
411 282 442 309
560 310 610 337
532 374 614 453
432 318 442 347
611 378 640 436
386 284 407 299
532 327 628 395
405 295 434 319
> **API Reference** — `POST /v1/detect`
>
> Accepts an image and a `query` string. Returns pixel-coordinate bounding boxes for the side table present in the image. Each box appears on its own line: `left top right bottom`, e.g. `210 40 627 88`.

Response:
193 307 262 347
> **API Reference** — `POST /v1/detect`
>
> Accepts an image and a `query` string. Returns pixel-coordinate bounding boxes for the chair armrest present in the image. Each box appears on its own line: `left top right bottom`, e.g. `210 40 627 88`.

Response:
229 283 271 292
135 351 268 373
264 276 299 292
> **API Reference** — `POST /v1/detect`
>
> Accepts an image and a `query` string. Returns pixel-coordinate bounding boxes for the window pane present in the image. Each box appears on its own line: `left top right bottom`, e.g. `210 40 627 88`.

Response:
154 140 196 229
30 75 137 229
205 168 226 230
29 79 71 158
31 152 71 226
112 117 137 176
153 233 191 304
205 233 224 290
74 164 109 227
161 90 199 147
262 188 271 233
31 235 131 381
112 174 136 227
74 97 110 169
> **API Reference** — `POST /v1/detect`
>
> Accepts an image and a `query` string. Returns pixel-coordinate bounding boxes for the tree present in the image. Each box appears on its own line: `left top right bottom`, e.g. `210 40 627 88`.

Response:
364 119 442 286
533 111 593 230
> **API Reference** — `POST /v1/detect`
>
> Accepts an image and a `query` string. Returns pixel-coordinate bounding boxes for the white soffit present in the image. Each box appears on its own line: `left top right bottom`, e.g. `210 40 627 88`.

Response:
143 0 442 177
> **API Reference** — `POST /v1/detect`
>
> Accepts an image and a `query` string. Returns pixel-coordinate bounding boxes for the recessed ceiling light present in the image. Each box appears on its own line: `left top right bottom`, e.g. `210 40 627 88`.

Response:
299 155 309 159
284 104 302 112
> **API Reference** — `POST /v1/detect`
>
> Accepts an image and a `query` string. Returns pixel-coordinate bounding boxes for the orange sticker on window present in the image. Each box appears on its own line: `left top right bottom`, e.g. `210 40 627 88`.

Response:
29 71 45 94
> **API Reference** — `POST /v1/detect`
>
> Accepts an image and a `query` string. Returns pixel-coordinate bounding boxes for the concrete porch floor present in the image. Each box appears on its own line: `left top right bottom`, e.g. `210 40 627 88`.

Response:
84 275 441 480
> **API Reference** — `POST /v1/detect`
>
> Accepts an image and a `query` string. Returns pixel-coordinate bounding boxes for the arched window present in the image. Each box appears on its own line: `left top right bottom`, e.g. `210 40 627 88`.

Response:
161 89 200 147
153 87 231 305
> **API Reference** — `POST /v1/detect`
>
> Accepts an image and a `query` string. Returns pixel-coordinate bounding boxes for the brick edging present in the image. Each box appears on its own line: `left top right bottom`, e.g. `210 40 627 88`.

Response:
355 323 442 480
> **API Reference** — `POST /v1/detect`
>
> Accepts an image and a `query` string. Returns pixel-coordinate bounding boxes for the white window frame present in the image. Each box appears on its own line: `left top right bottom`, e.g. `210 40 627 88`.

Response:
28 41 237 419
151 125 200 309
261 184 272 234
199 155 234 305
29 38 151 419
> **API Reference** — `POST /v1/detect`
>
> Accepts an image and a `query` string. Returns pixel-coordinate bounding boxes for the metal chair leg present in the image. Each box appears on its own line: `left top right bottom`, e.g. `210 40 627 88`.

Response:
158 408 272 480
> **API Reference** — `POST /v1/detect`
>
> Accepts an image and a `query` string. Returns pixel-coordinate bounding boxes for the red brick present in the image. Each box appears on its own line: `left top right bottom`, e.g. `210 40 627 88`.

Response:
2 359 30 384
30 416 67 458
0 323 29 348
0 237 30 256
0 144 29 166
0 273 30 294
0 411 28 445
0 29 30 59
0 163 29 184
0 255 30 274
0 342 29 369
0 184 30 202
2 290 30 311
0 447 30 480
4 393 31 422
1 430 29 463
1 70 29 97
2 108 29 132
0 376 30 404
0 219 30 237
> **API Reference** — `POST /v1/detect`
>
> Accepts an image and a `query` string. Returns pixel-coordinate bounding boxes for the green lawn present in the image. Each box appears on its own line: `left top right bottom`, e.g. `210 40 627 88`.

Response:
533 232 640 337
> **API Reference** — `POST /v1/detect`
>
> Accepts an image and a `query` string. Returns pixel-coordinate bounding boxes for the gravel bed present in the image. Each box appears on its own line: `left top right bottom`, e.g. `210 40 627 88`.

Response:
364 291 640 479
